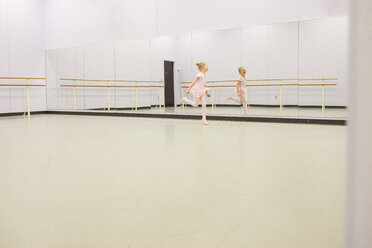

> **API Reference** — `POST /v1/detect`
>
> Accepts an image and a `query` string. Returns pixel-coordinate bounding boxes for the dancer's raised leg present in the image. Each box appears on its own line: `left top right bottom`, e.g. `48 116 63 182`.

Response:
226 96 241 104
181 96 199 107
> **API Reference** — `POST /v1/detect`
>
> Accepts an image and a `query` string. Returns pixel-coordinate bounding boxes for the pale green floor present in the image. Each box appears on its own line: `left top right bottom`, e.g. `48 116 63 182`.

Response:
137 106 347 118
0 115 346 248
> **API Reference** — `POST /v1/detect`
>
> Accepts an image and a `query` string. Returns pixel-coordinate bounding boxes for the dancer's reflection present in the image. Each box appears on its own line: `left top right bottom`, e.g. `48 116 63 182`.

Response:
226 67 248 114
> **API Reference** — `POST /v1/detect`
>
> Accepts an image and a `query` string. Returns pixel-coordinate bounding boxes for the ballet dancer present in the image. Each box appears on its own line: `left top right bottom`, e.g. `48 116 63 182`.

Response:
226 67 248 114
181 62 211 125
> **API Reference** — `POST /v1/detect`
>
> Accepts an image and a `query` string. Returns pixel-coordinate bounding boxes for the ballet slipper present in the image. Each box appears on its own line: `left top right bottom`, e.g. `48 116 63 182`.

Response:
226 96 233 101
202 119 209 125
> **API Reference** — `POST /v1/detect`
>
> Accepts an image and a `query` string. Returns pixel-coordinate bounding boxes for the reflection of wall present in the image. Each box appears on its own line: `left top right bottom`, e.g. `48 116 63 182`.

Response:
150 36 177 106
43 0 348 49
46 17 349 110
0 0 45 113
177 17 348 107
115 39 152 108
46 37 178 110
240 22 299 106
84 44 115 109
46 47 85 110
299 17 349 107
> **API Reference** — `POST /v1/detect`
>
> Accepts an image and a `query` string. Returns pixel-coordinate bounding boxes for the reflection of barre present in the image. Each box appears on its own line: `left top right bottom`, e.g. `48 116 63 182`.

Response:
60 83 164 111
61 85 165 88
60 78 164 111
299 81 337 112
181 78 337 112
181 84 299 111
0 77 46 119
181 78 338 83
60 78 164 83
181 84 341 88
158 82 163 110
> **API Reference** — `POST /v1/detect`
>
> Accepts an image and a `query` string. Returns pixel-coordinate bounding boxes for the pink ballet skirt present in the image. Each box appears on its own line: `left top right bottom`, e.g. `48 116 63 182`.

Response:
238 88 247 95
190 72 209 98
191 87 210 98
236 77 247 96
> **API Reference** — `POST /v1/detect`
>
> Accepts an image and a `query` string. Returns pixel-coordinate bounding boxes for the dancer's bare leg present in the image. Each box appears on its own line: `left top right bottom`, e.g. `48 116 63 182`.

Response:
200 95 208 125
240 95 248 114
226 96 241 104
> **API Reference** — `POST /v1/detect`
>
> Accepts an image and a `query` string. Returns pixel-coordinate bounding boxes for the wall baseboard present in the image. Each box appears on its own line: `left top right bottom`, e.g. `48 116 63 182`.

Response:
0 111 47 117
88 106 152 111
44 110 346 126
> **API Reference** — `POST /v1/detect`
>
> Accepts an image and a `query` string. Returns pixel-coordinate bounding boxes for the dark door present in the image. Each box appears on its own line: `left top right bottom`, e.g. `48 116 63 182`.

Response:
164 60 174 107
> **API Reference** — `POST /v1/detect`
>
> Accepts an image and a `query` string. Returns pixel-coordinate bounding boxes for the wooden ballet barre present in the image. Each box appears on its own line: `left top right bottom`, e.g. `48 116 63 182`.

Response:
0 84 46 87
299 83 337 86
60 78 164 111
60 78 164 83
0 77 46 80
0 76 46 118
60 85 164 88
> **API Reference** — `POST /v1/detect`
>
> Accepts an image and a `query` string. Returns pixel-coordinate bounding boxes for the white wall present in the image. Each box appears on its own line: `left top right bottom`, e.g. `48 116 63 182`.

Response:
0 0 45 113
43 0 348 50
158 0 348 36
347 0 372 247
43 0 158 49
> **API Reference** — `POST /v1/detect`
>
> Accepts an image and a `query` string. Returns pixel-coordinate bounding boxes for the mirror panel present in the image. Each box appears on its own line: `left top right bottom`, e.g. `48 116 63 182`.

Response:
45 17 348 119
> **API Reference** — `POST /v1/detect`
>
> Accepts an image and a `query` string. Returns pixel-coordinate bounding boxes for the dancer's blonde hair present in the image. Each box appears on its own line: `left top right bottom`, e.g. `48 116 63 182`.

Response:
196 62 206 71
238 67 245 74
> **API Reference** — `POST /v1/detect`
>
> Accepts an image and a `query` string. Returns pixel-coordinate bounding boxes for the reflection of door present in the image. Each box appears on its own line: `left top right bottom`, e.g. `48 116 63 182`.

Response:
164 61 175 107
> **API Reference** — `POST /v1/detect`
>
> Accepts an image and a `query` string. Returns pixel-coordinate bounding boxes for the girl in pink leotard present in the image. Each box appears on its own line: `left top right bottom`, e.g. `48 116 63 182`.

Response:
181 62 211 125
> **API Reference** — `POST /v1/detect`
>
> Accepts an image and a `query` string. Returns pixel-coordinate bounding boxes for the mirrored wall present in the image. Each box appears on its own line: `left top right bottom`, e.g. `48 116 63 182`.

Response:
46 16 349 118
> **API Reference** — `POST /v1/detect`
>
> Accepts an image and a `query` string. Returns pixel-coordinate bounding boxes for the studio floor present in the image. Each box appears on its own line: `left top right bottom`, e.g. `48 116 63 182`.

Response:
0 115 346 248
136 106 347 118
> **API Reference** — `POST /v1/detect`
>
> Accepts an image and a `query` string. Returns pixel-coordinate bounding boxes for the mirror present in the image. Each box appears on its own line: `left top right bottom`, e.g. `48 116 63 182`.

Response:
46 17 348 119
